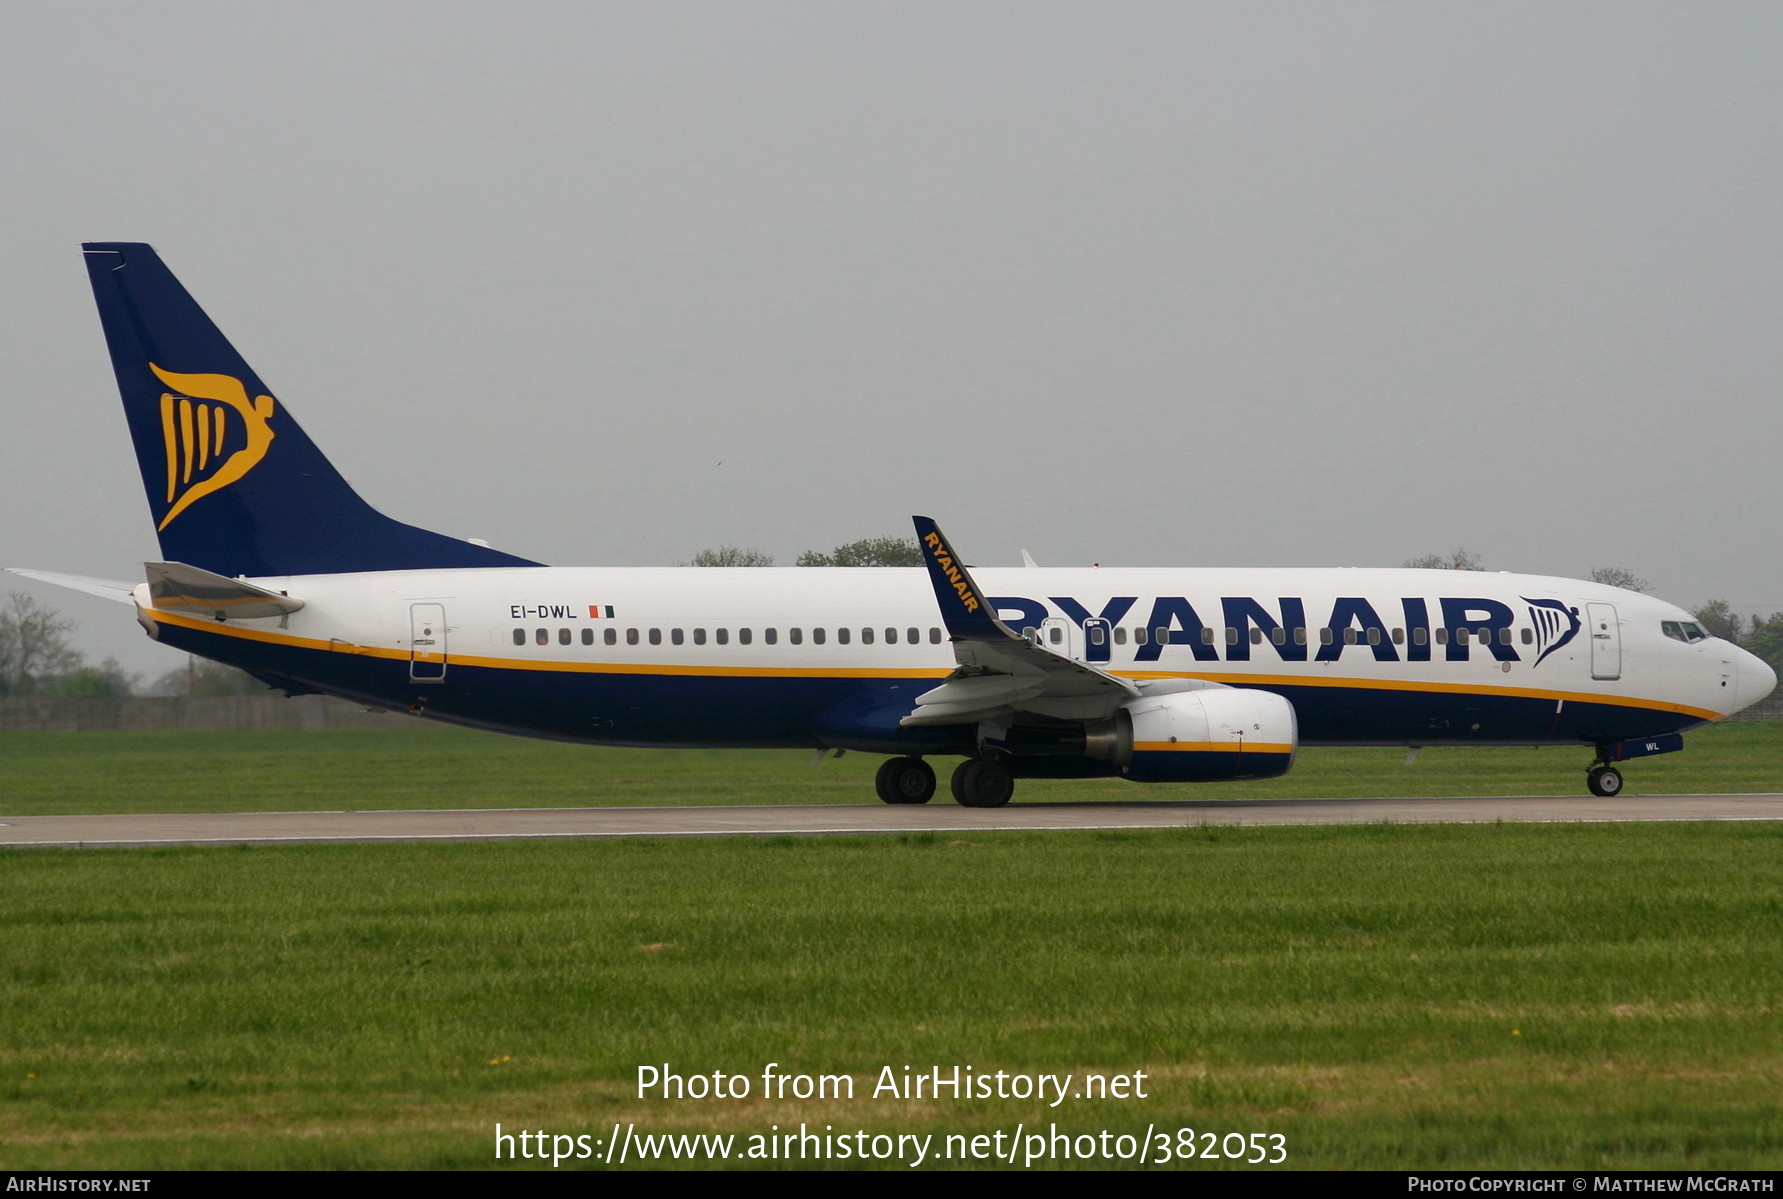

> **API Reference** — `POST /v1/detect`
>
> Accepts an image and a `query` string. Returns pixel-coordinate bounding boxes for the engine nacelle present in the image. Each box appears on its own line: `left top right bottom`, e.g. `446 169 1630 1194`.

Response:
1089 689 1298 783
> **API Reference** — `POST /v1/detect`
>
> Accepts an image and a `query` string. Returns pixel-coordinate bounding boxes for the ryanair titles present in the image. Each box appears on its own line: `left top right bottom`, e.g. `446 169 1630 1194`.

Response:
988 594 1583 667
922 531 981 614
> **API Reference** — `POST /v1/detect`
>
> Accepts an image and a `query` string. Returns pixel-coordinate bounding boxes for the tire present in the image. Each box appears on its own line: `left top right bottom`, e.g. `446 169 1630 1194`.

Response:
951 758 1014 808
875 757 936 805
1586 765 1624 797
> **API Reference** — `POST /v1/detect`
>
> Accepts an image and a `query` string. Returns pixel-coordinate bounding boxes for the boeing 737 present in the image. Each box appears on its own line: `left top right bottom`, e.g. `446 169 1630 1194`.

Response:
11 243 1775 807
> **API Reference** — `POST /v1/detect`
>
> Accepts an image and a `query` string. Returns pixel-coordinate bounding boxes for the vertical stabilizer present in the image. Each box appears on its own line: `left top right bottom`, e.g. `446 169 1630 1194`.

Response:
82 242 541 576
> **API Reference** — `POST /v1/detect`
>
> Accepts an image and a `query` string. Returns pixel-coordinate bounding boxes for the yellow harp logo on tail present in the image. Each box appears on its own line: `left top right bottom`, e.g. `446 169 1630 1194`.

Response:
150 364 277 531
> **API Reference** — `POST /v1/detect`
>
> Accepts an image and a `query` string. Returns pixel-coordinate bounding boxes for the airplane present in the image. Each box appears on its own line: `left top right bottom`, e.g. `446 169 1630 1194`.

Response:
10 242 1775 808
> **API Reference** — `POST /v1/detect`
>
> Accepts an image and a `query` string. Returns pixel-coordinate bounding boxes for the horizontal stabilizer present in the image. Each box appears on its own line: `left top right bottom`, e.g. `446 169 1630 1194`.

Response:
3 568 139 604
145 561 305 620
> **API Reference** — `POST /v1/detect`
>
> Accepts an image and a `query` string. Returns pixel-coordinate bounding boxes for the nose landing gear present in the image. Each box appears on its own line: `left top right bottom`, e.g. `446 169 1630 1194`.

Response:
1586 764 1624 797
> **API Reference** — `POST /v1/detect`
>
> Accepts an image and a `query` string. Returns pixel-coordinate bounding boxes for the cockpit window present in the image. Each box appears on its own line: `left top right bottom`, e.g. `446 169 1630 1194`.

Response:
1662 621 1709 644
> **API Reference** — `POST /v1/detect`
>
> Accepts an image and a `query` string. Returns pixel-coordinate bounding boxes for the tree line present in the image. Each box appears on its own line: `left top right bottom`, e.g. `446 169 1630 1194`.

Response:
0 593 262 699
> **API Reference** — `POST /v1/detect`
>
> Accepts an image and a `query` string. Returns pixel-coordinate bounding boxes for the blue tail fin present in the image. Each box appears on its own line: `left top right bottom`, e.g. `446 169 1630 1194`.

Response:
82 242 542 577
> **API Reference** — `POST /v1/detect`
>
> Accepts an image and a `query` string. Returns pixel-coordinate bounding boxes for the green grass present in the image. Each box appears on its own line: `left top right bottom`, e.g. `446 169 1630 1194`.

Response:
2 721 1779 816
3 823 1782 1169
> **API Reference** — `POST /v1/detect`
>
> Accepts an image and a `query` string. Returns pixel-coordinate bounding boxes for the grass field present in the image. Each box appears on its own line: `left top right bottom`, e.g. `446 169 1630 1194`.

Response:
2 720 1780 816
2 724 1780 1170
2 822 1781 1170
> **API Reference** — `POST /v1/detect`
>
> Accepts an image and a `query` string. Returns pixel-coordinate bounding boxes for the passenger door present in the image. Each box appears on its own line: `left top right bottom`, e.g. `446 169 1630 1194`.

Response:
1587 602 1621 681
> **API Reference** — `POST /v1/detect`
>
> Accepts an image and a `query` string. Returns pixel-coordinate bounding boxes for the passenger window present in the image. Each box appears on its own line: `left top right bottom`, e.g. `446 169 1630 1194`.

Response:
764 628 777 645
649 628 662 646
1455 628 1470 645
790 628 802 645
1521 628 1532 645
836 628 850 645
861 628 873 645
512 628 525 646
885 628 897 644
693 628 706 645
716 628 729 645
1319 628 1334 646
1343 628 1358 645
1434 627 1448 646
814 628 827 645
535 628 548 646
1090 626 1106 645
1133 628 1148 646
1200 627 1214 646
582 628 594 645
1050 627 1063 645
929 628 941 644
1367 628 1381 646
1499 628 1511 646
1226 627 1240 646
604 628 616 646
628 628 640 645
1271 627 1285 645
1413 627 1428 646
907 628 919 643
1293 627 1307 646
1251 627 1264 645
738 628 751 645
1114 627 1128 645
671 628 684 646
1154 627 1169 645
558 628 571 645
1391 628 1404 645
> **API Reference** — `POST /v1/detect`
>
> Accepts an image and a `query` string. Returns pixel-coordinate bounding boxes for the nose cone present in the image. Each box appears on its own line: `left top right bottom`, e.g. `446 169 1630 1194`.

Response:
1731 645 1778 716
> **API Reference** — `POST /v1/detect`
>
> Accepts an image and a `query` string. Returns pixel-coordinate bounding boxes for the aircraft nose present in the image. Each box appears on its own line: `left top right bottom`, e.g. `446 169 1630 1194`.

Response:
1733 645 1778 715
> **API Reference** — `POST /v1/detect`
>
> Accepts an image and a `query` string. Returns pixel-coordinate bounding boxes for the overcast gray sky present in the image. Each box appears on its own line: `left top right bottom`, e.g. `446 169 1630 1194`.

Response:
4 1 1780 682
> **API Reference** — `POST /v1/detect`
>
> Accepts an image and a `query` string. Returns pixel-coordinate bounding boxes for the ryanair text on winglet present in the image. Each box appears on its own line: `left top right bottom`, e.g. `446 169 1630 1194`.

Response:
923 531 981 613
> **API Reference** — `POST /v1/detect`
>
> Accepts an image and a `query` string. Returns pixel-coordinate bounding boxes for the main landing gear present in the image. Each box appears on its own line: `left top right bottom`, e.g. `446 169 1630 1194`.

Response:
1586 764 1624 798
950 758 1014 808
874 756 936 804
873 756 1017 807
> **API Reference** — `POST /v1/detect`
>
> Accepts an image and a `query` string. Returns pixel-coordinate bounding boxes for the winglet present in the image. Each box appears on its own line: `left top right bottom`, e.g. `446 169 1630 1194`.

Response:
912 516 1016 642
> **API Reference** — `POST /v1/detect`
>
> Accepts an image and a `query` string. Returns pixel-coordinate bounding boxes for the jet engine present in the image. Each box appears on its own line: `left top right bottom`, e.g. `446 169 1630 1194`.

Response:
1081 688 1299 782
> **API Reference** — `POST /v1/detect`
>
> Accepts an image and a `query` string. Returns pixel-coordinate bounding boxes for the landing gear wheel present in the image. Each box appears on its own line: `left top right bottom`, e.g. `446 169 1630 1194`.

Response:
951 759 1015 808
875 757 936 805
1587 765 1624 797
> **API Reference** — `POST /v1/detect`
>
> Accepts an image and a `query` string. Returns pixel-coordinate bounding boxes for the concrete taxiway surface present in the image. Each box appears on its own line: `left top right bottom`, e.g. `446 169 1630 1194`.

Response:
4 794 1782 848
